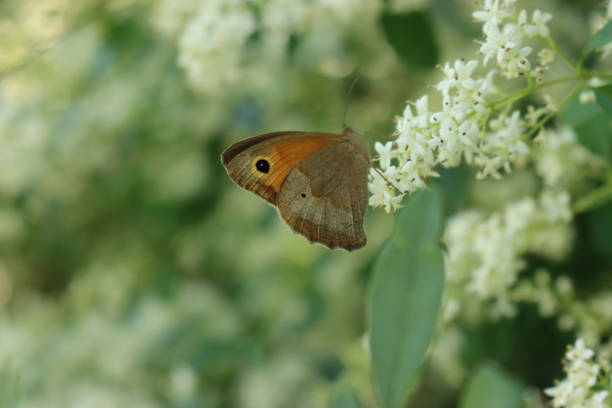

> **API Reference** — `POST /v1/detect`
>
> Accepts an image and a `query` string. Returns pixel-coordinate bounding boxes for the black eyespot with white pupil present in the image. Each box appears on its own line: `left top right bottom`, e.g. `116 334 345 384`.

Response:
255 159 270 174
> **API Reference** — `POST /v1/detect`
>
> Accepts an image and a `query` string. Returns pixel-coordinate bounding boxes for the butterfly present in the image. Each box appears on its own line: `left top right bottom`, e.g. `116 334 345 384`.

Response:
221 126 369 251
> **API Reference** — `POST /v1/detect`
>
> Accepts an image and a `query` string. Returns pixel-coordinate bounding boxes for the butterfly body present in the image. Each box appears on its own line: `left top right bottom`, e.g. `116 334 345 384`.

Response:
221 129 369 251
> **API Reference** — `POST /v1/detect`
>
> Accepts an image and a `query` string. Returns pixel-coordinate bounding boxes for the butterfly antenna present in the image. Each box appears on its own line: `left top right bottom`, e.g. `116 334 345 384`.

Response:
373 166 403 195
342 76 360 130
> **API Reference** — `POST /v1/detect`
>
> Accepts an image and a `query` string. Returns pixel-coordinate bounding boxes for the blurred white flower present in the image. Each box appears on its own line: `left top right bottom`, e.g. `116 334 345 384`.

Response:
521 9 553 38
178 0 256 92
534 127 605 190
586 391 609 408
237 355 312 408
169 364 197 401
443 191 573 320
538 48 555 65
472 0 514 30
580 90 596 103
150 0 201 36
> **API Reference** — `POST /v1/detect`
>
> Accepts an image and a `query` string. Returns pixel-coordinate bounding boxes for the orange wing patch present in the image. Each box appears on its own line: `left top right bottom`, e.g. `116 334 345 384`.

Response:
253 138 332 193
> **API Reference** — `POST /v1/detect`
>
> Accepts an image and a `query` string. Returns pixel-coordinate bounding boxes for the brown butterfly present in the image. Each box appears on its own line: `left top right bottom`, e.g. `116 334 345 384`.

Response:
221 126 369 251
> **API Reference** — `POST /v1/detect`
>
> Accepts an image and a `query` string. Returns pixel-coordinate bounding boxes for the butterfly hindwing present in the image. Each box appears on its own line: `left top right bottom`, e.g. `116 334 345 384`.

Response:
277 139 369 250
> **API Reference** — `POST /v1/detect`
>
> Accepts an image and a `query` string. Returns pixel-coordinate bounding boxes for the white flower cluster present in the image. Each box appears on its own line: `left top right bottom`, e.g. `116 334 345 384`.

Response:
369 0 555 213
177 0 256 92
533 126 606 191
163 0 388 93
474 1 552 79
513 269 612 347
545 339 610 408
151 0 202 36
443 191 573 321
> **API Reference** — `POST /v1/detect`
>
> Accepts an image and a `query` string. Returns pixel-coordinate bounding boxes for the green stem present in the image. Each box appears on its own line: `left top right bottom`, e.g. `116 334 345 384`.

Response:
572 174 612 214
581 71 612 80
488 75 581 108
546 37 577 71
524 82 582 139
526 71 533 87
479 107 492 140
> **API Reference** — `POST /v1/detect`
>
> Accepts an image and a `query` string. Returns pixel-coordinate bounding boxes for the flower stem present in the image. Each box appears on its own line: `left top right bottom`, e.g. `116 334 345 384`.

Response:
479 107 492 140
524 82 582 139
581 71 612 80
488 75 581 108
546 37 577 71
572 174 612 214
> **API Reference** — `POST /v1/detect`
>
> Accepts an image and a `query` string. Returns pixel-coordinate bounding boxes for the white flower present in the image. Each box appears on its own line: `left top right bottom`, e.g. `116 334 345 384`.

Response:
502 46 532 78
588 77 607 87
534 126 605 189
555 276 573 297
368 169 403 213
479 23 520 66
540 191 572 222
522 9 552 37
580 90 596 104
545 380 574 407
438 119 478 166
473 0 513 30
368 169 390 207
454 58 476 77
436 60 479 98
538 48 554 65
568 339 595 362
375 141 394 169
585 391 609 408
567 360 599 389
413 95 430 129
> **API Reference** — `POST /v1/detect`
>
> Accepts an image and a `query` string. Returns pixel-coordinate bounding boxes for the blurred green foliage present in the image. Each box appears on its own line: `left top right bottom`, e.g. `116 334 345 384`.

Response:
0 0 610 407
459 363 524 408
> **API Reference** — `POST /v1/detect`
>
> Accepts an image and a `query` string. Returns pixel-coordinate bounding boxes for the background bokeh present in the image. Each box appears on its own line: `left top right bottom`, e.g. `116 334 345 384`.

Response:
0 0 610 407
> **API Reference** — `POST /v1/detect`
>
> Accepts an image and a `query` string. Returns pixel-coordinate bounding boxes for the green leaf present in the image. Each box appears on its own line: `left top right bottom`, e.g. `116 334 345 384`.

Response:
380 11 438 69
562 93 601 127
585 21 612 54
328 388 363 408
459 363 525 408
586 202 612 259
595 84 612 116
369 189 445 408
573 111 611 161
562 93 611 161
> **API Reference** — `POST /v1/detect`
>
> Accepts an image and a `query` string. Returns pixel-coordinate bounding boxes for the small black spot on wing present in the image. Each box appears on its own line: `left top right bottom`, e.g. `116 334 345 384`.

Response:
255 159 270 173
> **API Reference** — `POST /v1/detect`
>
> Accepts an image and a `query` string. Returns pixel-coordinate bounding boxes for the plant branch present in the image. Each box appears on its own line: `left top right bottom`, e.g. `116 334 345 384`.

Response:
572 174 612 214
